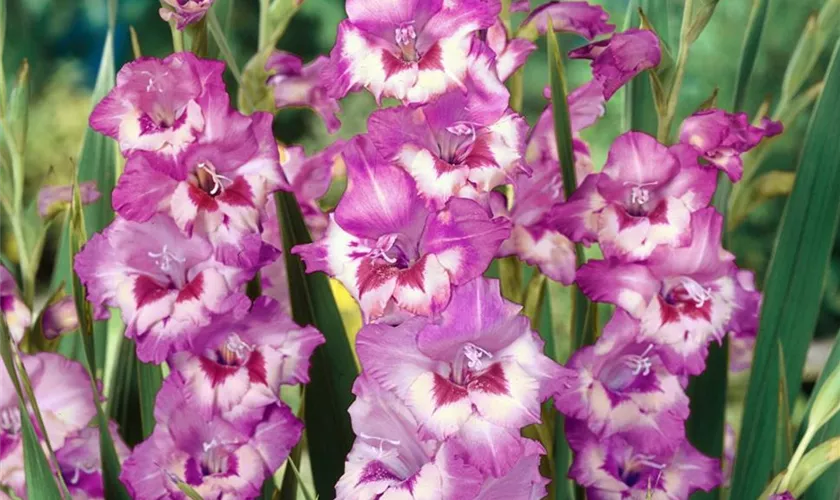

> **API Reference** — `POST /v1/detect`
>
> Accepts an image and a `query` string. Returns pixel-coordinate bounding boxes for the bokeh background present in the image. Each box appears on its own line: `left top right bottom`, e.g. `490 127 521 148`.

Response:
3 0 837 354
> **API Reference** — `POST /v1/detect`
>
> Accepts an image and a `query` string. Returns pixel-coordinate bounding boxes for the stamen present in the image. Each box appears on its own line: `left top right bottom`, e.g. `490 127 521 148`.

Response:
629 186 650 205
198 163 233 196
359 432 401 457
681 277 712 307
219 334 252 365
201 439 229 475
394 23 419 62
623 344 654 376
623 181 658 207
148 245 186 273
394 25 417 46
0 407 21 433
463 343 493 370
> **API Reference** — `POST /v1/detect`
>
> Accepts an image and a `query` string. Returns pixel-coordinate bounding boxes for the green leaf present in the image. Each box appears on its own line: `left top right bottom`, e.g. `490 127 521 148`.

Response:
685 338 727 500
715 0 773 221
790 437 840 497
275 190 357 500
730 37 840 500
546 24 591 352
732 0 771 112
623 0 671 135
207 9 244 87
0 319 66 499
0 0 7 119
546 24 593 500
108 338 161 446
52 6 118 372
69 181 131 500
802 333 840 499
176 480 205 500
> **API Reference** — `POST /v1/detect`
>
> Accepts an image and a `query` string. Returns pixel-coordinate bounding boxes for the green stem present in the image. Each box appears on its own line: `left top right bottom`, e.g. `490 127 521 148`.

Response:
169 20 184 52
3 203 34 306
657 0 694 142
509 68 524 113
779 426 817 492
258 0 271 49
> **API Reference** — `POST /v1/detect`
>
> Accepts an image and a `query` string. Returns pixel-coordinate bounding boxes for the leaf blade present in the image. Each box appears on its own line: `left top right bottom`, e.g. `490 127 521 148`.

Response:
275 190 357 500
730 37 840 500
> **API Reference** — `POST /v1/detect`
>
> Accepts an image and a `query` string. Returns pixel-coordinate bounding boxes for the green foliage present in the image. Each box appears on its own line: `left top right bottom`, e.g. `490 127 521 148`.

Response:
69 179 131 500
53 1 118 371
730 37 840 500
0 319 66 499
801 334 840 499
275 190 357 500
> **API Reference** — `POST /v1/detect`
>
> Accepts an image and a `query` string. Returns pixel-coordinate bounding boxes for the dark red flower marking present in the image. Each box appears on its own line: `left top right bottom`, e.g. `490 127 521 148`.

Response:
134 275 171 307
432 373 469 407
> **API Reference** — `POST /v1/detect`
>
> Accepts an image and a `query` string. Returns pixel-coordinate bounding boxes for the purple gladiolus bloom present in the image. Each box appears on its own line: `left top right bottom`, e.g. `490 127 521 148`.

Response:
769 493 795 500
0 266 30 345
266 51 342 133
368 43 528 206
569 29 661 100
74 215 252 363
261 143 344 312
566 420 720 499
55 424 131 500
491 81 604 284
356 279 566 476
120 376 302 500
473 439 549 499
325 0 499 103
679 109 783 182
90 53 226 156
553 312 690 453
552 132 717 262
336 375 484 499
575 209 742 375
1 353 98 497
521 1 614 39
41 296 79 340
169 297 323 421
160 0 215 30
293 137 510 320
486 19 537 81
728 270 761 372
112 97 284 269
37 181 100 218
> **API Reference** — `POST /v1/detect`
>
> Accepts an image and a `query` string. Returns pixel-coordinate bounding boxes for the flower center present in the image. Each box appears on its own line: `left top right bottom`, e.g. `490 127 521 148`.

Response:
665 277 712 308
371 234 418 270
200 440 231 476
358 432 401 459
0 407 21 435
451 342 494 385
191 162 232 197
463 343 493 371
214 334 252 367
623 181 657 216
601 345 654 392
439 122 477 165
63 461 99 485
619 454 665 487
148 244 188 289
395 23 418 62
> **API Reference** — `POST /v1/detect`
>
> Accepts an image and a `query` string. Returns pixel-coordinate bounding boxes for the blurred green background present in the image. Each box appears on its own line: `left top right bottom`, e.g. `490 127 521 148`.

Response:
2 0 838 347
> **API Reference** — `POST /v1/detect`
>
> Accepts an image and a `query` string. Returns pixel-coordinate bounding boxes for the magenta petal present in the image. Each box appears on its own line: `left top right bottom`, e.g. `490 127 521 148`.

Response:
37 181 100 217
335 136 428 239
575 259 659 317
112 153 178 221
569 29 661 100
522 1 615 39
421 198 511 285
